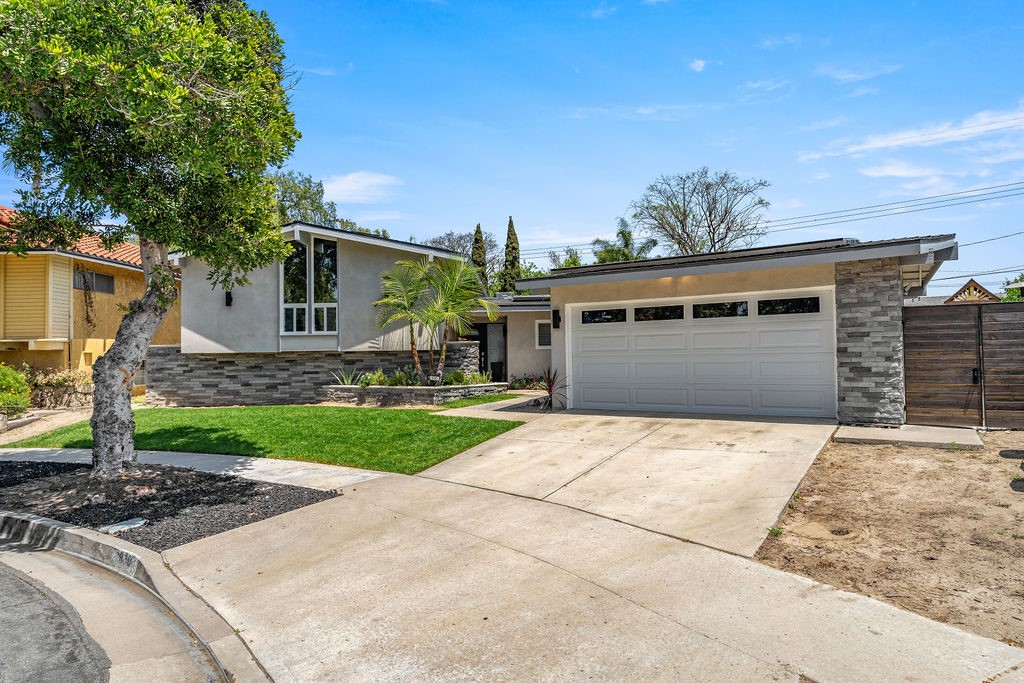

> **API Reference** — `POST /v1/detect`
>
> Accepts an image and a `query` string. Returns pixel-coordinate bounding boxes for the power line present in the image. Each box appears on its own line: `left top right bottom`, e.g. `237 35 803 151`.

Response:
959 230 1024 247
519 181 1024 257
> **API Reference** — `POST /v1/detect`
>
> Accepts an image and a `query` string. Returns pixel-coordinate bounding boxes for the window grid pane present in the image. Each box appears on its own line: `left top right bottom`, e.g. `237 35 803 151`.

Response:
313 238 338 304
537 322 552 347
283 241 307 304
634 305 685 322
581 308 627 324
758 296 820 316
693 301 748 319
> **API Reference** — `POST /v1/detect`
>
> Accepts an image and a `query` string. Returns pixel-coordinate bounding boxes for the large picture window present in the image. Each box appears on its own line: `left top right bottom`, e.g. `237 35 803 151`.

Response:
282 237 339 334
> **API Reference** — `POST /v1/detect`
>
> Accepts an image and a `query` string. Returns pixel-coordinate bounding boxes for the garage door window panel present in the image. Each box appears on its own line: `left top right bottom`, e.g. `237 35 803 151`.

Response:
758 296 820 316
693 301 748 319
582 308 627 324
634 305 685 322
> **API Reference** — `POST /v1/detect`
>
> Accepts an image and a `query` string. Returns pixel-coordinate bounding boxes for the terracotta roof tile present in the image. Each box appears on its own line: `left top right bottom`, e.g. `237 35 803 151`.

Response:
0 205 142 268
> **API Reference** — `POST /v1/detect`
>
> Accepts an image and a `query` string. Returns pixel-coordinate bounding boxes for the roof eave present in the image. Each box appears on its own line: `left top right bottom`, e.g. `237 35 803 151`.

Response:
518 237 958 289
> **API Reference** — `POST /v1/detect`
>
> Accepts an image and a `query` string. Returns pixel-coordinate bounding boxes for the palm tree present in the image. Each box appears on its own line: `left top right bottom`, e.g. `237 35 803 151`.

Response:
373 261 429 377
592 218 658 264
423 258 498 379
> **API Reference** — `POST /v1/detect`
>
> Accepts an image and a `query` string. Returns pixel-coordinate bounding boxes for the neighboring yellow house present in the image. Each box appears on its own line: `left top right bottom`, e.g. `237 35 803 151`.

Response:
0 206 181 372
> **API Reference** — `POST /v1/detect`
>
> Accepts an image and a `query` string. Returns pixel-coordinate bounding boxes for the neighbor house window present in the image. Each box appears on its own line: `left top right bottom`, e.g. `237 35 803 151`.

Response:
74 269 115 295
634 305 685 322
536 320 552 348
581 308 627 324
282 237 339 334
758 296 820 316
693 301 748 319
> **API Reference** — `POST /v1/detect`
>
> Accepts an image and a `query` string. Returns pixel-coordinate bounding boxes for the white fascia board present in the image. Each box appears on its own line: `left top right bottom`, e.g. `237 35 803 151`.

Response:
283 224 464 261
520 240 956 290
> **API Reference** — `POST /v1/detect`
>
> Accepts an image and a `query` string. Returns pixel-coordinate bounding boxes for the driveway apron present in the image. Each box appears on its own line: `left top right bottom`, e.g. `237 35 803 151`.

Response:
421 412 837 556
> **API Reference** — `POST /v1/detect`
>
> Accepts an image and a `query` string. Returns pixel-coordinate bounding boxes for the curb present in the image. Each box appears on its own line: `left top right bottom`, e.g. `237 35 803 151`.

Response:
0 511 269 682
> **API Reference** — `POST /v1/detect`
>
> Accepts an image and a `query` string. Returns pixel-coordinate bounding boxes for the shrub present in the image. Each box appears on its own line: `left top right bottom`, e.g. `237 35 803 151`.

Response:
387 366 422 387
19 364 92 388
465 371 492 385
0 364 31 416
508 373 545 390
442 370 466 386
360 369 387 387
331 367 361 385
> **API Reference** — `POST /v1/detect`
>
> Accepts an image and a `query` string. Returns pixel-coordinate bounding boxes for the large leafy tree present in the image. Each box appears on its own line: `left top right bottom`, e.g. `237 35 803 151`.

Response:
471 223 489 292
631 167 770 255
423 227 499 287
592 218 658 264
270 170 390 237
0 0 299 477
548 247 583 269
497 215 521 292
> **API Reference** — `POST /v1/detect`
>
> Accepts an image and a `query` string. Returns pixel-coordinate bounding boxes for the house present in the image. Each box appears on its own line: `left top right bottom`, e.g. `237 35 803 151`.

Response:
943 278 1000 304
146 221 470 406
468 294 552 381
517 235 958 425
0 206 181 373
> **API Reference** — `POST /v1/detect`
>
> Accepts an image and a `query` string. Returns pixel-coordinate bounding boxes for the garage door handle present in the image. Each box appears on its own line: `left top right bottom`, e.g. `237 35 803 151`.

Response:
972 368 980 385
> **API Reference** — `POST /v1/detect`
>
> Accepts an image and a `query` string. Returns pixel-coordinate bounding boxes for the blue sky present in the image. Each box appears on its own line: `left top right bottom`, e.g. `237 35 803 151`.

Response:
7 1 1024 293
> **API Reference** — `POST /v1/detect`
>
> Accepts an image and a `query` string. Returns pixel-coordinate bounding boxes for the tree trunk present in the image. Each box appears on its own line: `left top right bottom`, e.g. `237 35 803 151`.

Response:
435 328 448 381
408 322 423 378
90 237 177 479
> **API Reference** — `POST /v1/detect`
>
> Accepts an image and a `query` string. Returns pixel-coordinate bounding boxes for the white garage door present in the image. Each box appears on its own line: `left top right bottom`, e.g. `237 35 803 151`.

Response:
569 289 837 417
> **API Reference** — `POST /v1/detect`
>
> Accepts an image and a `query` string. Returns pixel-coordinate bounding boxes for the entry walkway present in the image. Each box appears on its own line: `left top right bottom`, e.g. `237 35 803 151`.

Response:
422 412 836 556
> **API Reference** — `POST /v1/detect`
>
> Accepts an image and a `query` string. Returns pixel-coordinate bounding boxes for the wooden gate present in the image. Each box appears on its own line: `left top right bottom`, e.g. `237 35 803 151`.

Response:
904 302 1024 428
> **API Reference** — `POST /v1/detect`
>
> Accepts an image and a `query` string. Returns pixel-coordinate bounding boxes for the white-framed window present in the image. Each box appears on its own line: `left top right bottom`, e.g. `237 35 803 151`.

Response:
535 319 552 349
282 235 339 335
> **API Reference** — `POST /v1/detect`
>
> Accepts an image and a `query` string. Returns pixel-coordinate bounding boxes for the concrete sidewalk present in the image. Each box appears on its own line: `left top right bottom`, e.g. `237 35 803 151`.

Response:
0 447 387 491
165 474 1024 682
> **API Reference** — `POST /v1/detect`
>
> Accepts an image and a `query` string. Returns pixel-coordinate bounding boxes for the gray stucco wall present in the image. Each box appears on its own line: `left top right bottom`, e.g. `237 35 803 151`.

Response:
147 342 479 407
506 311 552 378
180 234 441 354
834 257 905 425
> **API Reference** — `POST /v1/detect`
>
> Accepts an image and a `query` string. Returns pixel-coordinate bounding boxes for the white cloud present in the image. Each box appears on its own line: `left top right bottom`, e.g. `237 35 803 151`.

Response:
689 58 705 72
743 79 789 92
760 34 801 49
569 102 712 121
323 172 403 204
816 64 902 83
805 106 1024 160
589 3 616 18
844 86 879 98
860 160 942 178
300 63 355 78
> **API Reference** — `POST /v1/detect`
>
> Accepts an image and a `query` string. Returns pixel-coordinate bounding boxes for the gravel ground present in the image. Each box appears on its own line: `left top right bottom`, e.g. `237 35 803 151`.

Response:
0 461 336 551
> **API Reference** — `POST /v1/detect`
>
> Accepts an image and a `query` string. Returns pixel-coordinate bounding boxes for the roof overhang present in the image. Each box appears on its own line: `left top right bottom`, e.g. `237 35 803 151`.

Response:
4 247 146 273
518 236 958 296
282 222 463 261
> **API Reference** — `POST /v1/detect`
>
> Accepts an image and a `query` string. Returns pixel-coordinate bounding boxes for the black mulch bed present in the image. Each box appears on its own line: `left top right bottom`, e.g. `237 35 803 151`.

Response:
0 461 337 552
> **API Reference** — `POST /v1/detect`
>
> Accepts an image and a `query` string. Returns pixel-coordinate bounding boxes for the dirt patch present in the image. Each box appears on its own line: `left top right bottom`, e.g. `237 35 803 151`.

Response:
757 431 1024 645
0 461 336 552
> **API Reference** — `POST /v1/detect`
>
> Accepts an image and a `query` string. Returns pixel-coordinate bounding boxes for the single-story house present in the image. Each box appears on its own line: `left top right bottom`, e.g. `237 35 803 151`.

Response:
147 222 474 406
0 205 181 373
468 294 552 381
517 235 958 425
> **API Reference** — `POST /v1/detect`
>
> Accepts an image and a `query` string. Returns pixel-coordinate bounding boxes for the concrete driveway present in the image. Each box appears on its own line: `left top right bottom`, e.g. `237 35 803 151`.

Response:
421 411 836 556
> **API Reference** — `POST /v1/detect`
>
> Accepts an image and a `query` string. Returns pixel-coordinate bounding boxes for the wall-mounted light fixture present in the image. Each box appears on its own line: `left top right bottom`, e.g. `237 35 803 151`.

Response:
552 309 561 329
225 291 233 307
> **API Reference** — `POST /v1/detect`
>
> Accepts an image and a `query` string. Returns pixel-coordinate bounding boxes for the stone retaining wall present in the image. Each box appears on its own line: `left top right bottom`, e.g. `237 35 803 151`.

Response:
32 385 94 410
146 343 480 407
315 383 508 407
835 257 905 425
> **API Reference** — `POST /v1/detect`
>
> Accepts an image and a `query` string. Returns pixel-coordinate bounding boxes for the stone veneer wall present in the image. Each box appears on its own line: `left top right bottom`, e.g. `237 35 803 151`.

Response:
146 341 480 407
834 258 905 425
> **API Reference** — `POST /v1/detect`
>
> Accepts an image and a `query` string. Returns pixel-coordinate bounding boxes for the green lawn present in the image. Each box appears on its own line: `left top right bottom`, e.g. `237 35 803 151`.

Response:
433 392 523 410
11 406 522 475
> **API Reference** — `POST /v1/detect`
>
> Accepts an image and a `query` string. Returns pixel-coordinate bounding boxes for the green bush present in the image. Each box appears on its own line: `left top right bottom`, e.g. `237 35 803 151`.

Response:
387 366 422 387
19 363 92 388
466 371 492 385
508 373 545 390
0 364 31 416
360 369 387 387
442 370 466 386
